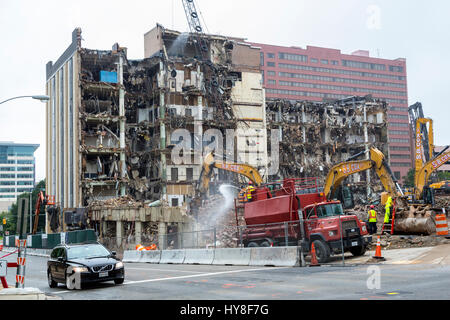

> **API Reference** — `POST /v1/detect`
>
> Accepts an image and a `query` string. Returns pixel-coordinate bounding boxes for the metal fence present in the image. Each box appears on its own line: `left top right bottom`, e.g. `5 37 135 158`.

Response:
98 216 371 264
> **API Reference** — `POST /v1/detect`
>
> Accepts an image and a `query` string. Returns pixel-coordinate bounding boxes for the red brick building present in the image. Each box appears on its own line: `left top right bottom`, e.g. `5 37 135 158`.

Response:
250 42 411 182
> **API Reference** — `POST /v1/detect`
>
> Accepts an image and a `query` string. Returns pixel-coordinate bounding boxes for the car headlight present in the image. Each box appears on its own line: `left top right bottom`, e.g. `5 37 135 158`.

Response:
328 230 336 237
115 261 124 269
73 267 88 273
362 225 367 232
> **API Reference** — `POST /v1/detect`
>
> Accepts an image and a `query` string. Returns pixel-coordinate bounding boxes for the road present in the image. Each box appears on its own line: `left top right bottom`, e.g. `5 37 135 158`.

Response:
2 247 450 301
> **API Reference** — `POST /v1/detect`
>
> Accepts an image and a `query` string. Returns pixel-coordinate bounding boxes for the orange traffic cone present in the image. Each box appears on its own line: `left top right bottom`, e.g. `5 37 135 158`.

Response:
310 242 320 267
372 235 385 260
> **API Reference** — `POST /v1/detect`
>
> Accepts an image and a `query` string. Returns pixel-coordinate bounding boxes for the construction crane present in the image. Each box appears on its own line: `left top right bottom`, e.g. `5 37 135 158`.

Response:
181 0 209 60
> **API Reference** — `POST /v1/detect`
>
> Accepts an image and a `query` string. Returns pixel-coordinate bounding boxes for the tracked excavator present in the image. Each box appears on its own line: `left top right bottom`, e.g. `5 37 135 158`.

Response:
190 152 264 216
323 147 405 209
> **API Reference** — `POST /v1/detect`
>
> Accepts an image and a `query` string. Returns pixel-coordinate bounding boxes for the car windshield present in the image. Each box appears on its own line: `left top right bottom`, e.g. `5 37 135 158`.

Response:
67 244 110 259
316 203 344 217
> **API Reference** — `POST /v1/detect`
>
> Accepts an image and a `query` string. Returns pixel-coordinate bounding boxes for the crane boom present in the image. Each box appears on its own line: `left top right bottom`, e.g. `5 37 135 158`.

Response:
181 0 209 59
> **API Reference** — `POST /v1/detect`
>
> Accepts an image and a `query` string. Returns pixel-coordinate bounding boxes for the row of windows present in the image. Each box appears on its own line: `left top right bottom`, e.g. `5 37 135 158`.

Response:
0 195 14 198
266 88 408 104
390 146 411 151
277 72 406 88
0 174 33 179
391 138 410 143
277 63 406 81
278 52 308 62
342 59 386 71
390 106 408 112
278 80 407 97
0 167 33 172
390 130 410 135
390 162 411 167
0 160 33 164
266 88 351 100
266 87 407 105
389 114 409 120
0 187 33 193
391 154 411 159
389 122 409 128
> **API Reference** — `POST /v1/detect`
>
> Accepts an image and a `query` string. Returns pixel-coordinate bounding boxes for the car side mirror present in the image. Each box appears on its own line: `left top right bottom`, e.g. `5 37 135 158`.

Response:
111 251 117 256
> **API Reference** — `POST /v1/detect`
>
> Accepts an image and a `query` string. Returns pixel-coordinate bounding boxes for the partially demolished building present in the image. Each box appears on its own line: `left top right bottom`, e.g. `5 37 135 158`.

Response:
44 25 390 247
266 96 389 198
45 25 267 242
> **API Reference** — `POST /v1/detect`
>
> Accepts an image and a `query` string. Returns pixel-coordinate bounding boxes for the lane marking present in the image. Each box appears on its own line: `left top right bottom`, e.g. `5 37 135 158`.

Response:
124 267 288 285
124 267 206 273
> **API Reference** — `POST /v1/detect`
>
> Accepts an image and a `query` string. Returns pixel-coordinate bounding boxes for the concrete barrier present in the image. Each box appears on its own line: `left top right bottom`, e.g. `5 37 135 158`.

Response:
159 249 186 264
122 250 142 263
212 248 252 266
249 247 299 267
140 250 162 264
184 249 215 265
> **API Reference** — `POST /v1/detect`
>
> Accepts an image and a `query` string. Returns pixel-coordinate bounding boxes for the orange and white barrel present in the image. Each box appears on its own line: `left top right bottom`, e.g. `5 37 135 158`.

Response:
435 214 449 236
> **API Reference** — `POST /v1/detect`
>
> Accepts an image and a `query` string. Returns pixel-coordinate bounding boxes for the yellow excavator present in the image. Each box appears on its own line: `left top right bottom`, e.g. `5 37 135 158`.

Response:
413 146 450 203
323 147 405 209
190 152 263 215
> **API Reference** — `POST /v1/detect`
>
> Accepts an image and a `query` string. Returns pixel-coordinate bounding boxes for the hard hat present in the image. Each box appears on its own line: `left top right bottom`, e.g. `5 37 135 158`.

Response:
370 205 375 209
248 181 253 185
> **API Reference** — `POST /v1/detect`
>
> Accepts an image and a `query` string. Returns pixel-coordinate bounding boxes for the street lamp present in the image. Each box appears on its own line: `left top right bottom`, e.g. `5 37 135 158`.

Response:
0 95 50 105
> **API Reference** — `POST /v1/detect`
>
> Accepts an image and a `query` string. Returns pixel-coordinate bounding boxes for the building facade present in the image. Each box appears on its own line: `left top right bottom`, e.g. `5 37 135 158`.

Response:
0 142 39 212
251 43 410 182
46 26 266 210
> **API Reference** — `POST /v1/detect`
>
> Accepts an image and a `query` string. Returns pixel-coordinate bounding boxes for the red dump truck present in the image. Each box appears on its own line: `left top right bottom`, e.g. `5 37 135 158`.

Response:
236 178 372 263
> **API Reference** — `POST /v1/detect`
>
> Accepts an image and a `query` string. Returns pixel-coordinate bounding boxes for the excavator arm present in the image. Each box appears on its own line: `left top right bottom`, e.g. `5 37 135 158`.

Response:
414 146 450 201
414 118 434 183
197 152 263 196
324 147 403 201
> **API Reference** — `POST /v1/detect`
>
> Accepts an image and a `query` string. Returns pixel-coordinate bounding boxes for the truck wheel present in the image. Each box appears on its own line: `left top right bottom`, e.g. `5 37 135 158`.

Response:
260 240 271 247
247 242 259 247
311 240 331 263
349 245 366 257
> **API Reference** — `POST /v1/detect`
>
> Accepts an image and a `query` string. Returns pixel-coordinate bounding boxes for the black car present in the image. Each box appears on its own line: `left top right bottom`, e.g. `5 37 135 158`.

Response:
47 242 125 289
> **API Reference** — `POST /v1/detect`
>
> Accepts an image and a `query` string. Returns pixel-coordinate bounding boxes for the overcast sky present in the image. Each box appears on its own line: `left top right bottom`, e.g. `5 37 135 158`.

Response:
0 0 449 182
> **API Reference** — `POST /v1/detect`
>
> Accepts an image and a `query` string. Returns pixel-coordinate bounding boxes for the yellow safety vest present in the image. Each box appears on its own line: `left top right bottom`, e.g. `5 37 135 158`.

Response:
368 210 377 222
246 186 255 199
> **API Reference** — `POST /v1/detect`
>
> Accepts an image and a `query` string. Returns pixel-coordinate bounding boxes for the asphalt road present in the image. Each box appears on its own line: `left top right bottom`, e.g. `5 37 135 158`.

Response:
2 254 450 301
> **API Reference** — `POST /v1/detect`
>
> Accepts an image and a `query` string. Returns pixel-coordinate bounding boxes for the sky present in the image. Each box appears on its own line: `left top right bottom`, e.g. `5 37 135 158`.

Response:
0 0 449 182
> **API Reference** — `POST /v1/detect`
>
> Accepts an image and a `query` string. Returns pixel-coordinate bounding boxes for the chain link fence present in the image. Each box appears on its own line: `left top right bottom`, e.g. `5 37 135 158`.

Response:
98 216 370 264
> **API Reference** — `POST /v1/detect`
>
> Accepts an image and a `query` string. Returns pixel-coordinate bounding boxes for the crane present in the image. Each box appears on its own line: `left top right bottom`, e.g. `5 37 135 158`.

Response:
181 0 209 60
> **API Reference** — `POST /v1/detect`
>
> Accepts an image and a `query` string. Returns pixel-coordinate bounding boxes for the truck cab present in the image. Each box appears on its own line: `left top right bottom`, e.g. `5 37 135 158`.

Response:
302 201 371 262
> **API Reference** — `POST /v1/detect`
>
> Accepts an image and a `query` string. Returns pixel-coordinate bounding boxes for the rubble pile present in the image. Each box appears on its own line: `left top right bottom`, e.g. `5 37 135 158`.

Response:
88 195 144 208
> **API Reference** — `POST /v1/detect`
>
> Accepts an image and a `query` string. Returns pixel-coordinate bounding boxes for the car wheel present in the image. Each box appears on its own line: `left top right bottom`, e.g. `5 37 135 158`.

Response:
48 271 57 288
114 278 124 285
247 242 259 247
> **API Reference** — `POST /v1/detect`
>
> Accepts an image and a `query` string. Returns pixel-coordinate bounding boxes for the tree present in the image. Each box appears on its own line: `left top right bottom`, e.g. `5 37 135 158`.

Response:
3 180 46 236
402 168 415 188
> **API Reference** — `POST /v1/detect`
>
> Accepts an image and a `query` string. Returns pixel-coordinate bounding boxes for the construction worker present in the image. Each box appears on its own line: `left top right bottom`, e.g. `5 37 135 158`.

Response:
367 205 377 235
384 196 393 224
246 181 256 202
